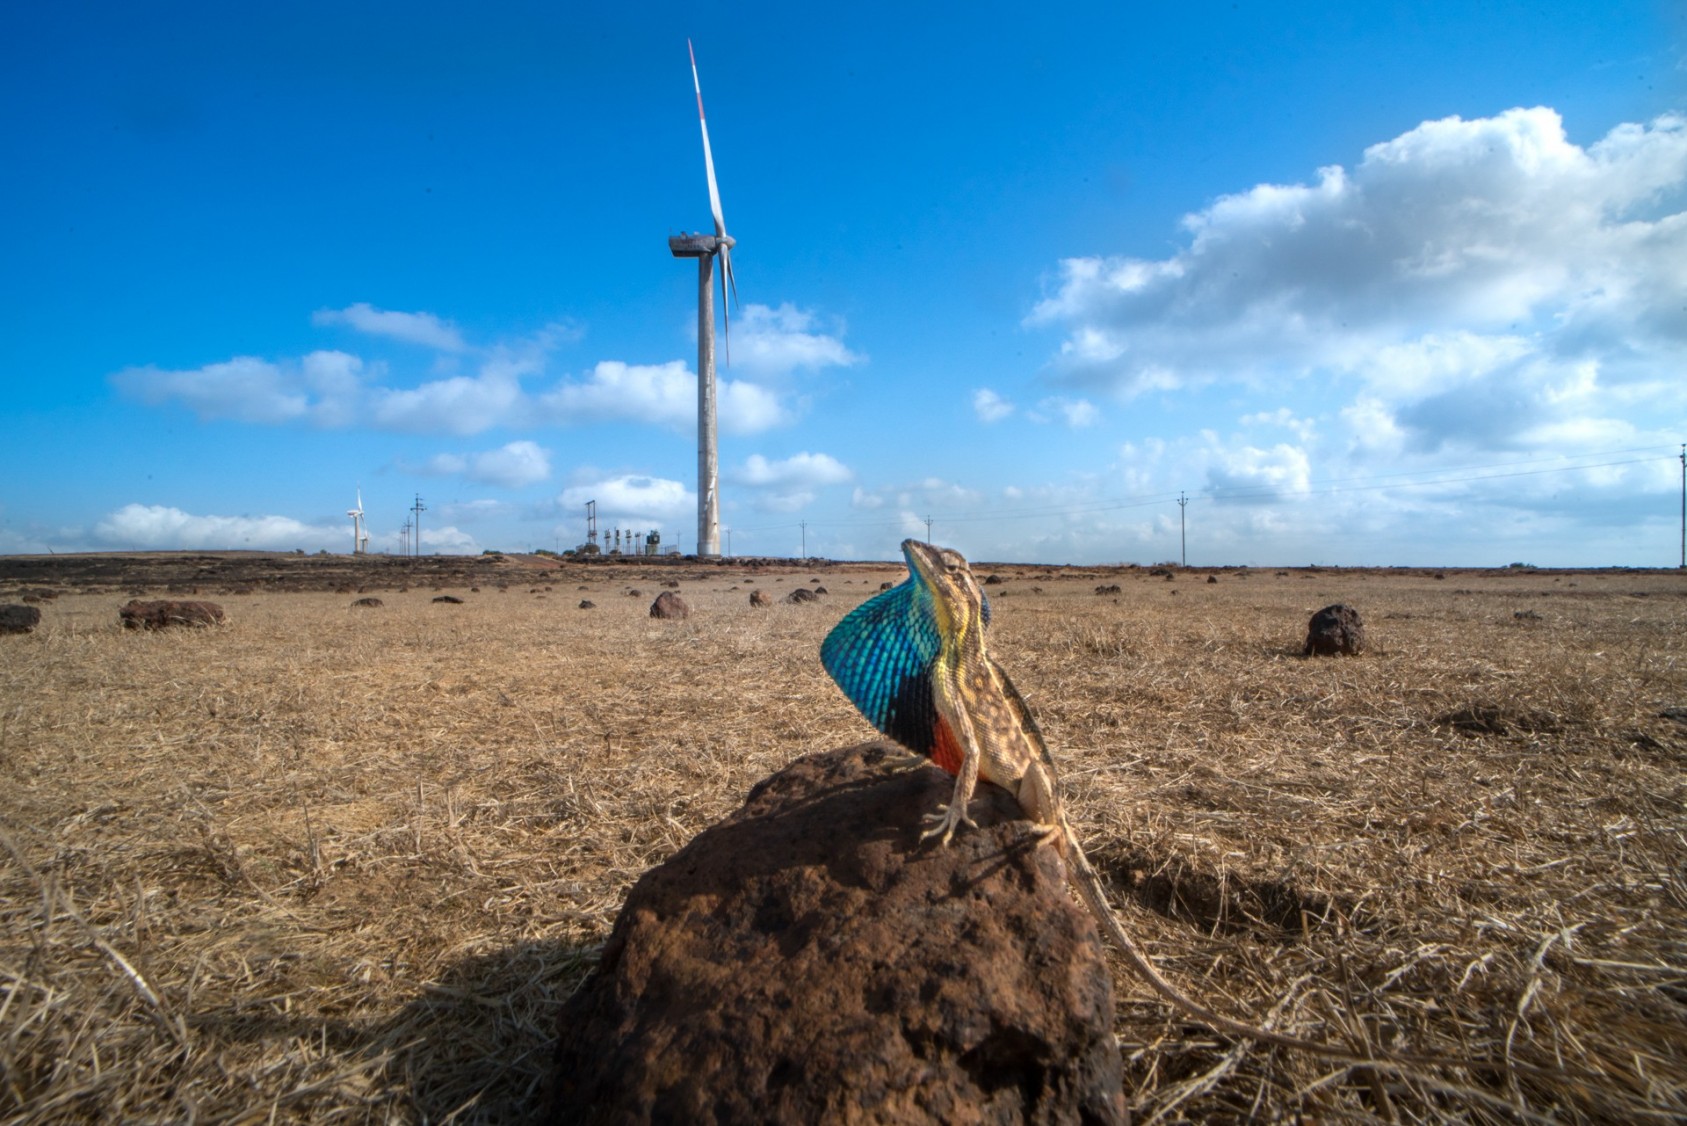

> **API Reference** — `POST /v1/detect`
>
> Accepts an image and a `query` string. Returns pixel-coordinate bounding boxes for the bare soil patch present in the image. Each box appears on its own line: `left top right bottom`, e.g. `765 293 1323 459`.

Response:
2 557 1684 1121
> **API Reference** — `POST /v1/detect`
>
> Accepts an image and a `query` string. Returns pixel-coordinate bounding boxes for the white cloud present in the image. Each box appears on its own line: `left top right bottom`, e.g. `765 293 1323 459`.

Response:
312 303 468 352
973 388 1015 422
94 504 340 551
541 360 789 435
1028 396 1100 428
731 452 852 488
112 355 312 424
731 303 864 378
1204 442 1312 502
559 474 694 528
1029 108 1687 457
468 440 551 488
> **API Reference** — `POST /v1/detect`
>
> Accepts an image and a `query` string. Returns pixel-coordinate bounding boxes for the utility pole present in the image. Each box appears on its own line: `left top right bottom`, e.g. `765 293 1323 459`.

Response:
411 494 426 557
1177 492 1189 567
800 521 807 560
923 515 933 542
1679 443 1684 569
401 517 412 558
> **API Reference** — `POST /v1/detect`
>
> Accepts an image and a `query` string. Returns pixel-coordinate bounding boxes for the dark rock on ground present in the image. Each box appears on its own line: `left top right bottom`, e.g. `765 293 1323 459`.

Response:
1095 584 1122 596
578 600 596 610
749 589 771 607
649 591 690 620
433 595 465 604
0 604 42 634
119 599 225 630
1304 603 1365 656
784 587 820 604
549 741 1124 1125
350 597 384 608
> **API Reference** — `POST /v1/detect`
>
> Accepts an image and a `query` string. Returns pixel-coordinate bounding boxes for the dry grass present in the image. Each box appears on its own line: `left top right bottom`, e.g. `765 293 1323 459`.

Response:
2 561 1684 1122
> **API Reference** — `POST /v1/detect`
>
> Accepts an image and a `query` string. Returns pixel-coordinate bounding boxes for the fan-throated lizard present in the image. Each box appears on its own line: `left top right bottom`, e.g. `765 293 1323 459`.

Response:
820 538 1376 1059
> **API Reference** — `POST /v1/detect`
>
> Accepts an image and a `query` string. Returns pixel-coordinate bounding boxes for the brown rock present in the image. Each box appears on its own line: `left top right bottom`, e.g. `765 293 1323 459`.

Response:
1304 603 1365 656
548 742 1124 1125
649 591 690 620
1 604 42 634
119 600 225 630
784 587 820 604
350 597 384 608
433 595 465 604
1094 584 1122 596
749 589 771 607
578 600 596 610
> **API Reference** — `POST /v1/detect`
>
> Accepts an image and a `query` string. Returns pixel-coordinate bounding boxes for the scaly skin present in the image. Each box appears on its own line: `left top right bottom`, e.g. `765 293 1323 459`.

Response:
897 539 1376 1059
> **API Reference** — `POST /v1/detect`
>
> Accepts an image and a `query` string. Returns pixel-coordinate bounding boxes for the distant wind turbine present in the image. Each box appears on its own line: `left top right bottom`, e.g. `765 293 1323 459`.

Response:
347 488 368 555
668 38 738 559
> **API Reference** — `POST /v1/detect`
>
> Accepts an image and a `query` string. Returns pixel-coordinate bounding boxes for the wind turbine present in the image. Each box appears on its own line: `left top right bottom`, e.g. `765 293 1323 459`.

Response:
668 38 737 559
347 488 368 555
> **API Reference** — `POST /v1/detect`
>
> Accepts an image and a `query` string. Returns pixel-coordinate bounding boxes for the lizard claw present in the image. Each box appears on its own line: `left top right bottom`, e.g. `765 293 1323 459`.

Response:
919 803 977 847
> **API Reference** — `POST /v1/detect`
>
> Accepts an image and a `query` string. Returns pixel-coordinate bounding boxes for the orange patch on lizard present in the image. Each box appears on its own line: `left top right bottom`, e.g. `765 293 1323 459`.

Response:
929 716 963 776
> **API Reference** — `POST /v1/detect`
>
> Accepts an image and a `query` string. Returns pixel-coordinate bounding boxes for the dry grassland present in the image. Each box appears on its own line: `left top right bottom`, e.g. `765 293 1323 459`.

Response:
2 561 1685 1122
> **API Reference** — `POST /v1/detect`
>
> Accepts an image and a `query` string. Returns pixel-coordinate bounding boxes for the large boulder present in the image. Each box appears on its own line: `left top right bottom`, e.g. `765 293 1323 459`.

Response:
548 742 1125 1125
649 591 690 620
119 599 224 630
0 604 42 634
1303 603 1365 656
783 586 820 604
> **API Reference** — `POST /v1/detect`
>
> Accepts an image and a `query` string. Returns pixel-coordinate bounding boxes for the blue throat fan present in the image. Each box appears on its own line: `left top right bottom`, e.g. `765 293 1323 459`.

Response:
819 546 990 759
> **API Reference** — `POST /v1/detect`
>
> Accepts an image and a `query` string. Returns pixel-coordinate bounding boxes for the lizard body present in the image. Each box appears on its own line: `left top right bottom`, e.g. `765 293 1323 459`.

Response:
821 539 1367 1059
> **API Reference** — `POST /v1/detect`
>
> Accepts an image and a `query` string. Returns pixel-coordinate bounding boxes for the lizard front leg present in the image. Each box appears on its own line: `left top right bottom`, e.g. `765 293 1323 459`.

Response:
920 699 981 846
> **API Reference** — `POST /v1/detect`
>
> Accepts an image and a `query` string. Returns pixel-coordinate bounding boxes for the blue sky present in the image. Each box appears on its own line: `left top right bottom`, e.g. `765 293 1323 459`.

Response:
3 2 1683 565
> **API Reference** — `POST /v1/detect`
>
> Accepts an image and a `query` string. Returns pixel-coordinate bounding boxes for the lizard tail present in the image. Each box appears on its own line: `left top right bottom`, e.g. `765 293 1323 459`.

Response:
1060 822 1360 1059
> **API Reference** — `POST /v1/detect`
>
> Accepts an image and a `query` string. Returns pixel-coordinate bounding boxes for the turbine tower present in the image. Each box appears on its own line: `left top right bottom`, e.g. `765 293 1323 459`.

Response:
669 38 737 559
347 488 368 555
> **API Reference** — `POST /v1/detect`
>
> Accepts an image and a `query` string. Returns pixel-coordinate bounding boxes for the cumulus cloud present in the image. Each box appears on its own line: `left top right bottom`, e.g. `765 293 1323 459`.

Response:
94 503 341 551
558 474 694 528
973 388 1015 422
1029 107 1687 455
115 302 839 439
113 355 314 423
731 452 852 488
728 451 852 513
731 303 864 378
416 441 553 487
312 303 468 352
540 360 789 435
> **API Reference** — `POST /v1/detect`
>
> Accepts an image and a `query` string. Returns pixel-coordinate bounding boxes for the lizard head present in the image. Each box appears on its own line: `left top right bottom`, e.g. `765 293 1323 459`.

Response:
901 539 989 638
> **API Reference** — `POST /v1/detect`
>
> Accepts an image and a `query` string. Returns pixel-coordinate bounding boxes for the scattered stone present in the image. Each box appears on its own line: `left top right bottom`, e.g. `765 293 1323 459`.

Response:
983 574 1003 585
350 597 384 608
1513 609 1541 621
627 589 642 598
879 581 894 591
1207 575 1218 584
578 600 596 610
548 743 1124 1125
1 604 42 634
119 599 225 630
649 591 690 620
813 585 828 595
785 587 820 604
1303 603 1365 656
749 590 771 608
1094 584 1122 596
433 595 465 604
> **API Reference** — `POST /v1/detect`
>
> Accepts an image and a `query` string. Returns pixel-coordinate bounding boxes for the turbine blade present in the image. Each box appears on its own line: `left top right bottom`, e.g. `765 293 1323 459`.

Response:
719 251 731 365
689 40 727 238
